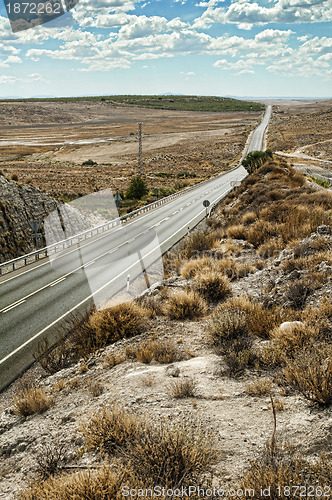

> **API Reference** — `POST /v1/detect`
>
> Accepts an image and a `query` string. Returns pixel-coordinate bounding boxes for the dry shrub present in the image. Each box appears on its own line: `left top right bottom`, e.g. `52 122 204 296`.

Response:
125 419 217 488
271 322 318 353
51 379 67 393
245 378 273 396
127 339 180 364
86 378 103 397
294 235 330 258
302 298 332 341
226 224 248 240
179 231 214 259
80 404 217 489
193 270 231 302
207 300 255 376
81 403 141 455
34 439 67 480
180 256 214 279
285 279 313 309
246 220 278 248
102 352 125 369
13 383 54 417
136 294 165 318
245 303 282 339
152 340 180 363
242 211 257 225
240 446 331 499
284 344 332 405
165 290 207 320
256 343 285 368
208 308 249 352
88 302 146 348
17 464 125 500
168 377 196 398
258 238 283 259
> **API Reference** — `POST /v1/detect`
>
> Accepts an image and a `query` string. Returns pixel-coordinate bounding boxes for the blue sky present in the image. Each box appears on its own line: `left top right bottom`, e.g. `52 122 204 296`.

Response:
0 0 331 98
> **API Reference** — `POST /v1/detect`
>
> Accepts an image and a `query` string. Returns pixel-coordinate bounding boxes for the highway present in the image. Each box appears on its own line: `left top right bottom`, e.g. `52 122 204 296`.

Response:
0 106 270 391
247 105 271 152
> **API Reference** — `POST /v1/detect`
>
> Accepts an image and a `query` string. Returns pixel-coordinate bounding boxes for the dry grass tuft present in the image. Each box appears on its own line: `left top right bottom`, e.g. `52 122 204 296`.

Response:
284 344 332 406
180 256 213 279
13 383 54 417
246 304 282 339
80 403 217 489
245 378 273 396
86 378 104 398
207 299 256 376
51 379 67 393
240 446 331 499
226 224 248 240
193 270 231 302
102 352 125 369
17 464 125 500
80 403 141 455
126 339 180 364
88 302 146 348
168 377 196 398
242 211 257 225
165 290 208 320
271 322 318 353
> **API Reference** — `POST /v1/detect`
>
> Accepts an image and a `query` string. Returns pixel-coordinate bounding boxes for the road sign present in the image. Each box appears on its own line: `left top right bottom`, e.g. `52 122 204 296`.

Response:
203 200 210 208
29 221 41 232
114 191 122 208
29 220 42 247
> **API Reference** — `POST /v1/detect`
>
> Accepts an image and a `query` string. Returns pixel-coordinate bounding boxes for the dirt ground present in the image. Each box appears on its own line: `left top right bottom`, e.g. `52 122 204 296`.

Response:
0 101 261 199
268 100 332 159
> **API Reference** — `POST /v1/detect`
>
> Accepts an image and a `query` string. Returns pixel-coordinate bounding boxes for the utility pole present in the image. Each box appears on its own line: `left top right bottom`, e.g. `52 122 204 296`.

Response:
138 122 143 177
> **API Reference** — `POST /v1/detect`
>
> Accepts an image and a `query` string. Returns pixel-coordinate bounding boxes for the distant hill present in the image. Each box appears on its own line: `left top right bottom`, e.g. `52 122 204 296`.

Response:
0 95 264 112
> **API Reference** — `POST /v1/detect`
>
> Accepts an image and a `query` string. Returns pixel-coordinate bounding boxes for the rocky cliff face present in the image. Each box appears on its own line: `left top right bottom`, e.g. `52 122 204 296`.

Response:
0 175 58 263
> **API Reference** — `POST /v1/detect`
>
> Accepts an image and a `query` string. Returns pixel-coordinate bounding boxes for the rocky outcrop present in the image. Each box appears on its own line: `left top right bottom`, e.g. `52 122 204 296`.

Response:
0 174 58 263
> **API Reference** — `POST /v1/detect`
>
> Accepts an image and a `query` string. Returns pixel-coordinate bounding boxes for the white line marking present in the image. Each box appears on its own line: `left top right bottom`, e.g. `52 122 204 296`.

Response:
0 184 241 364
2 300 26 313
50 277 66 287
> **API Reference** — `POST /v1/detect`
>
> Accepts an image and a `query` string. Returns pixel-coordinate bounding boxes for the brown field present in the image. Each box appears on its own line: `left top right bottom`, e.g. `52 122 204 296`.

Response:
0 101 261 202
268 99 332 159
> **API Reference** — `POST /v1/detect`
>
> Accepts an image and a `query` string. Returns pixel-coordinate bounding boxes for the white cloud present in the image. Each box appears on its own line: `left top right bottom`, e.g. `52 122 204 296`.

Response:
0 73 47 84
193 0 332 29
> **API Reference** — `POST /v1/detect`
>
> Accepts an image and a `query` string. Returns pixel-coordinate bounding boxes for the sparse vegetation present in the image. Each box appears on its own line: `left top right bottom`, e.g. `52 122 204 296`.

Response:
165 290 208 320
88 302 146 348
168 377 196 398
245 378 273 396
13 382 54 417
284 344 332 406
193 270 231 302
240 445 332 499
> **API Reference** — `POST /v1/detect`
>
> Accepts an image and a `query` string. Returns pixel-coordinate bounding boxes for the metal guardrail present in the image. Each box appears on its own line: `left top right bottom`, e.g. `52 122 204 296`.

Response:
0 163 243 276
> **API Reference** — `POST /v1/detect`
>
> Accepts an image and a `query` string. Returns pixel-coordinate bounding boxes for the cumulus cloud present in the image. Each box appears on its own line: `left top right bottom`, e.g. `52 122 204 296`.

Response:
193 0 332 29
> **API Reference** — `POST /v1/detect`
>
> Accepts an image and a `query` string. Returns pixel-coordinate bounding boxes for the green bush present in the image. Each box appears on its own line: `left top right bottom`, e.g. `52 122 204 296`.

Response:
126 176 148 200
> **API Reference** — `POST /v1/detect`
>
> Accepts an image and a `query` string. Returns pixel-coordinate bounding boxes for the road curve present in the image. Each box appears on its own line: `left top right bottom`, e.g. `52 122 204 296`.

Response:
0 106 269 391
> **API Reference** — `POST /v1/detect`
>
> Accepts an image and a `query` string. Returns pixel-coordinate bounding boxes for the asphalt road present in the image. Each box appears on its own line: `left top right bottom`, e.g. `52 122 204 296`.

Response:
247 106 271 152
0 106 269 390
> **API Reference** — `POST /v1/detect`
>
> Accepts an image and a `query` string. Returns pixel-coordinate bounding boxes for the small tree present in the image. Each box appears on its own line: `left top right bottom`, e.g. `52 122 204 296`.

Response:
125 176 148 200
242 149 273 174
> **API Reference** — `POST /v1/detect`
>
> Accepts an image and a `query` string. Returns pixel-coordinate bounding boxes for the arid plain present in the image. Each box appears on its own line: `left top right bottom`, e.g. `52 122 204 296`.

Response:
0 100 262 201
